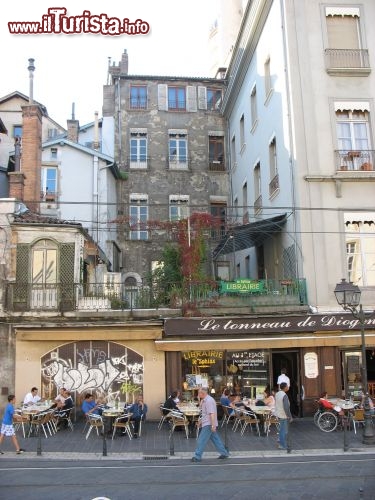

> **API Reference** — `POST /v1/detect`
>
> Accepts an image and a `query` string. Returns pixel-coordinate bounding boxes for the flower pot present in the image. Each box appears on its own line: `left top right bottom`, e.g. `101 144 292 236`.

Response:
360 162 373 171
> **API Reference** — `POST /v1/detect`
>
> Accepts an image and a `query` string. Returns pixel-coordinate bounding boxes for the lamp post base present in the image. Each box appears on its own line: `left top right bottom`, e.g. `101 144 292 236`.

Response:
362 397 375 445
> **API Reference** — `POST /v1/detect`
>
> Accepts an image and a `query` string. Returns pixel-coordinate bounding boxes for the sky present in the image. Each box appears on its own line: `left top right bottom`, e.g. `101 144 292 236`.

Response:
2 0 219 126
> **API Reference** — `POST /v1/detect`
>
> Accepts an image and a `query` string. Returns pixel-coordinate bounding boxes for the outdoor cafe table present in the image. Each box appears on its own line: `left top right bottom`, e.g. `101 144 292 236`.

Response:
102 407 124 435
242 403 273 435
178 403 200 435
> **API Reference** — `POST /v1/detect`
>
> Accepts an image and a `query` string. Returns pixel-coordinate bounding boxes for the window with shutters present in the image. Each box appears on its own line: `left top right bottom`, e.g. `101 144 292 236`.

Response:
324 7 370 73
168 86 186 110
254 162 262 214
250 85 258 131
209 136 224 171
169 134 188 169
231 135 237 169
268 136 279 197
240 114 245 153
207 88 222 111
130 133 147 168
130 85 147 109
264 57 273 101
129 195 148 240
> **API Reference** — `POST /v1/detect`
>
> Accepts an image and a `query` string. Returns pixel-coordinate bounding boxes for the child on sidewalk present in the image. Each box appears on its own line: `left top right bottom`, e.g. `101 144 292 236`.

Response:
0 395 26 455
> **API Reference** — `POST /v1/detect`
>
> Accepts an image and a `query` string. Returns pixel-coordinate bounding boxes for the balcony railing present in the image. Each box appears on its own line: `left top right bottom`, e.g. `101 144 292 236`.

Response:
325 49 370 72
5 279 308 313
168 157 190 170
335 150 374 172
208 159 226 171
128 157 149 169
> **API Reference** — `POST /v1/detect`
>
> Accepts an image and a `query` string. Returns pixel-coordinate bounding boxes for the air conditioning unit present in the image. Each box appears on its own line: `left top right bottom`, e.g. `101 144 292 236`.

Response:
103 272 122 296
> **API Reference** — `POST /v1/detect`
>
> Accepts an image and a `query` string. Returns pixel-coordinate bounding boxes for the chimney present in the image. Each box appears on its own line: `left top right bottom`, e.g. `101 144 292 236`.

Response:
93 111 100 150
120 49 128 75
67 103 79 142
20 102 43 212
9 58 42 211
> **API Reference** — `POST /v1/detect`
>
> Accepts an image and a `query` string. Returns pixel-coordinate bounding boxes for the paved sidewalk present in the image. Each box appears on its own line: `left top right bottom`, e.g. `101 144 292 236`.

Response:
2 418 375 460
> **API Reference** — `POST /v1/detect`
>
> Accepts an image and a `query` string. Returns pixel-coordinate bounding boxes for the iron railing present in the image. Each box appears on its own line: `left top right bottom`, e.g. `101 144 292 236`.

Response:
335 150 374 172
6 279 307 313
325 49 370 70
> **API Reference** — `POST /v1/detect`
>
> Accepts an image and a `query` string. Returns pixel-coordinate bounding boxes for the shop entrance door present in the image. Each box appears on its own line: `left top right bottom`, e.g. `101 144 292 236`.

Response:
272 350 300 417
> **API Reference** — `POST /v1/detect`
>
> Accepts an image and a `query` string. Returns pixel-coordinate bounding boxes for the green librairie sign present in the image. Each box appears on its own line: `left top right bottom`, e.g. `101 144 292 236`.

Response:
220 279 265 294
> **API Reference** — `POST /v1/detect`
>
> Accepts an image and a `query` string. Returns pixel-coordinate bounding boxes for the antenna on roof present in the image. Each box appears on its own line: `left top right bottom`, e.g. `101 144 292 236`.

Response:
28 58 35 103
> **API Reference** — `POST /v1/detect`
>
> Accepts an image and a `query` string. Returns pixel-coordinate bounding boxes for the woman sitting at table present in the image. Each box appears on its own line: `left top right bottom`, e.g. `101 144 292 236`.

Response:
163 391 181 415
319 391 344 415
262 388 275 411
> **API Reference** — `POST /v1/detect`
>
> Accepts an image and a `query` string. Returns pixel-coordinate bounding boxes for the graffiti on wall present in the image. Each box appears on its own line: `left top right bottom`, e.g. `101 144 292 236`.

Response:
41 341 143 401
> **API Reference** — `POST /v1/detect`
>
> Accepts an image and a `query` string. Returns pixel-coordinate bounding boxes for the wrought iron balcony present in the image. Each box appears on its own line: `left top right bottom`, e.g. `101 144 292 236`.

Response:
209 158 226 172
5 279 308 314
325 49 370 74
335 150 374 172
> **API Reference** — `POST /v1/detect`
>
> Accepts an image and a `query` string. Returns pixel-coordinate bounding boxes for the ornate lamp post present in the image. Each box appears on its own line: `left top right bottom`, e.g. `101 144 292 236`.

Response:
334 278 375 444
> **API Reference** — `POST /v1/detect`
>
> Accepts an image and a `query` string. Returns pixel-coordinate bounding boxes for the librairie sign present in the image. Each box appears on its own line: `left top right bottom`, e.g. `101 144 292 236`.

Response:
164 313 375 337
220 279 266 294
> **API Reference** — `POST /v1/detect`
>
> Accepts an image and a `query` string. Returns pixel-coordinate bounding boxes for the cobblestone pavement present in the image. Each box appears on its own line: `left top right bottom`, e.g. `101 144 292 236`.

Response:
1 417 374 460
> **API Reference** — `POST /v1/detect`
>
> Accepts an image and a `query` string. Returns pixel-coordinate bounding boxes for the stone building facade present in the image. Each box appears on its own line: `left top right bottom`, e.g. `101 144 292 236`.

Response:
103 50 228 284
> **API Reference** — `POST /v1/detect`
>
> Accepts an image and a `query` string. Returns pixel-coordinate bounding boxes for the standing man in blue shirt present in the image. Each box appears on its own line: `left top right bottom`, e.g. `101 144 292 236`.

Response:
0 395 26 455
192 387 229 462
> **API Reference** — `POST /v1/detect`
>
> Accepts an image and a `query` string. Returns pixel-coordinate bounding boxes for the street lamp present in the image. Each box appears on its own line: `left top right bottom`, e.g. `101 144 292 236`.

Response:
334 278 375 445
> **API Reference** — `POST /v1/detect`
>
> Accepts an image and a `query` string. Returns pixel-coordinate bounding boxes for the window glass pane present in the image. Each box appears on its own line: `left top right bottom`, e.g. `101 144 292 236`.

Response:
32 250 44 283
45 249 57 283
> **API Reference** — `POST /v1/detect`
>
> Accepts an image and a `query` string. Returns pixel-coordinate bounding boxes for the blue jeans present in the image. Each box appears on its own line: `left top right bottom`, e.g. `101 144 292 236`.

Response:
193 425 228 460
278 418 290 449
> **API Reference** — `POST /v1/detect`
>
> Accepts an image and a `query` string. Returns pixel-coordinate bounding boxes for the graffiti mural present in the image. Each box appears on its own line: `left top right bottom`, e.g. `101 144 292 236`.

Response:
41 341 144 406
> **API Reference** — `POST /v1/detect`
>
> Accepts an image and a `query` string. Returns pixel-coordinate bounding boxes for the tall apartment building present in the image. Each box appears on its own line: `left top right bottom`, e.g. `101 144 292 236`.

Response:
103 50 228 286
219 0 375 412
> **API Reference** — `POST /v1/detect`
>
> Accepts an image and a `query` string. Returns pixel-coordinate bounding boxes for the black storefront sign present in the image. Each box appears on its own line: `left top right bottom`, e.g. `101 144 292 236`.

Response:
164 313 375 337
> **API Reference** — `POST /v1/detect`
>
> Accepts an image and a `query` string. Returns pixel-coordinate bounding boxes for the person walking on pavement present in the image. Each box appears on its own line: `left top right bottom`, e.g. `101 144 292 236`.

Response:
191 387 229 462
0 395 26 455
275 382 292 452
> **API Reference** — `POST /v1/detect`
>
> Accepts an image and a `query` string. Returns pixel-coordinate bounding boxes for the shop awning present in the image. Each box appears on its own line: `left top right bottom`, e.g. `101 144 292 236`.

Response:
212 213 288 260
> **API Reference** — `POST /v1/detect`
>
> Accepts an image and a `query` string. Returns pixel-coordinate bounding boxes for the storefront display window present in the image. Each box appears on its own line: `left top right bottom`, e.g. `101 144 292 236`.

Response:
181 349 270 399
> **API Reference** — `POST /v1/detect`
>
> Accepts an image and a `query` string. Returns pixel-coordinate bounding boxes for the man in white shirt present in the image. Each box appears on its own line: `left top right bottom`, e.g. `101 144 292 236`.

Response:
23 387 42 405
277 368 290 389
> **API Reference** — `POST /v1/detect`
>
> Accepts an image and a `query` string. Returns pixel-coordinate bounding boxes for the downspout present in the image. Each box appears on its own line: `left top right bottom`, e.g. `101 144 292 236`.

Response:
280 0 300 282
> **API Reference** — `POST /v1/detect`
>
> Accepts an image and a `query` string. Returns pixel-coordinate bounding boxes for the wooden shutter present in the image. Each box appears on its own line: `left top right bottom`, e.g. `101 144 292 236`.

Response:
186 86 197 112
158 84 168 111
59 243 75 311
326 15 360 49
14 244 30 311
197 86 207 110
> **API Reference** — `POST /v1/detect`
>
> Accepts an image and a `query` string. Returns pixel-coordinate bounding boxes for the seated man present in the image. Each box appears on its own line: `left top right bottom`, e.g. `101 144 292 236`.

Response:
81 393 101 417
128 396 148 438
54 387 67 408
23 387 42 405
220 388 234 415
